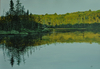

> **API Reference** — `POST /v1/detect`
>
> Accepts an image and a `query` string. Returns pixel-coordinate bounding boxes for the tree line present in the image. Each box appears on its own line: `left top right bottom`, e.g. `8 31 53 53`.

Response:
1 0 100 29
31 9 100 28
0 0 43 32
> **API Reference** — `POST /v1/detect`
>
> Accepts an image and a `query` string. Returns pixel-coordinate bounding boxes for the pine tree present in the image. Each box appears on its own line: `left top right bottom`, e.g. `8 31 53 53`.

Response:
9 0 14 15
26 10 29 15
15 0 21 15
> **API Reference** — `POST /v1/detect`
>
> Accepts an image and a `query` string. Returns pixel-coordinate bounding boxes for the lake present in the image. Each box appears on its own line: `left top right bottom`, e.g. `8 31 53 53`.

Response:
0 29 100 69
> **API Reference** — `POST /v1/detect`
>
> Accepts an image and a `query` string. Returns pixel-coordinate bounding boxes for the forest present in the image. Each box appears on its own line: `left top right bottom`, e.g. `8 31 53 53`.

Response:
0 0 100 34
36 9 100 28
0 0 44 34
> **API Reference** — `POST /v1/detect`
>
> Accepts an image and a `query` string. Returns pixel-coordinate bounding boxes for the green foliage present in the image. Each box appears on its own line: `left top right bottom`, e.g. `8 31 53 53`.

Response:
96 10 100 12
1 0 100 31
10 0 14 11
0 0 43 32
35 9 100 28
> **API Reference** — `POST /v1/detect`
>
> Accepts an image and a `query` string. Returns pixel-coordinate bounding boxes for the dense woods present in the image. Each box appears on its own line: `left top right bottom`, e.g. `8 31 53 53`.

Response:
0 0 100 32
35 9 100 28
0 0 43 33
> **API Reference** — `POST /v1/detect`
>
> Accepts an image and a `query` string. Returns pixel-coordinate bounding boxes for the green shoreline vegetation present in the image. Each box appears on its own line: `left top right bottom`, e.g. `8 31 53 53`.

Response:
0 0 100 34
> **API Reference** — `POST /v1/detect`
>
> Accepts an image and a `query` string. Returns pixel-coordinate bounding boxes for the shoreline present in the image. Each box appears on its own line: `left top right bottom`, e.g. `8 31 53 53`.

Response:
0 28 52 35
0 28 100 35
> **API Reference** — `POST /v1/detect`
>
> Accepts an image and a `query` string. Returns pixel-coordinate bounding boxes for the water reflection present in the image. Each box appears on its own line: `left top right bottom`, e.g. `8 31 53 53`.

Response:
0 33 45 67
42 30 100 44
0 29 100 67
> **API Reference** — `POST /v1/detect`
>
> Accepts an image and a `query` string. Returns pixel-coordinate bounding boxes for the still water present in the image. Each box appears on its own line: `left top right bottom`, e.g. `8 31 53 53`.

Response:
0 29 100 69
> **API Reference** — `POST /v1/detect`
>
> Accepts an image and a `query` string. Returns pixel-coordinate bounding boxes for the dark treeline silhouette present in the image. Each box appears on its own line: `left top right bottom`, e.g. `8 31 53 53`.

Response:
0 0 43 32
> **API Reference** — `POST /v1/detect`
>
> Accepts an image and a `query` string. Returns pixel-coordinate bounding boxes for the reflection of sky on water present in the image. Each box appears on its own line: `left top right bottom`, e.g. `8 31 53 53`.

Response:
0 43 100 69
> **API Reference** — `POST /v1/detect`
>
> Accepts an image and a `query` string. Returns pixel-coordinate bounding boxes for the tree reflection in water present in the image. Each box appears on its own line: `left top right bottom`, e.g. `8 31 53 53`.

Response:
0 29 100 67
0 33 45 67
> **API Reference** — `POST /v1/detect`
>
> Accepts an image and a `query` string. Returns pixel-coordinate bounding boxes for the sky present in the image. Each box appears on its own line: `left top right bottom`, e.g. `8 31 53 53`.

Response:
0 0 100 16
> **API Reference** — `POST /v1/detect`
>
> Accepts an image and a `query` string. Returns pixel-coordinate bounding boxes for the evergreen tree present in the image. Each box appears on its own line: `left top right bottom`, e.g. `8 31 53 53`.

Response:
15 0 22 15
26 10 29 15
21 6 25 15
9 0 14 15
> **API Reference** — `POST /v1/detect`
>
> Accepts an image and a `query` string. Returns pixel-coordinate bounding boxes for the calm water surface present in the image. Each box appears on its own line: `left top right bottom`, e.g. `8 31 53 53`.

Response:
0 30 100 69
